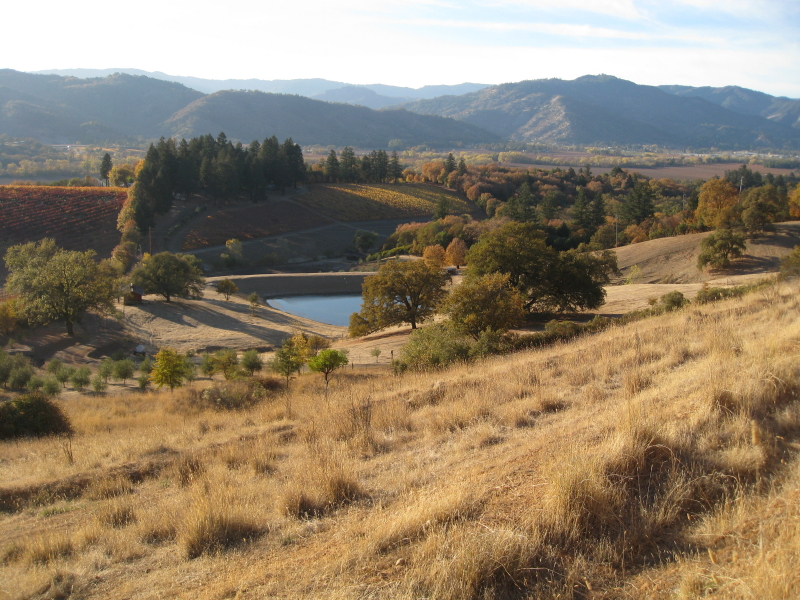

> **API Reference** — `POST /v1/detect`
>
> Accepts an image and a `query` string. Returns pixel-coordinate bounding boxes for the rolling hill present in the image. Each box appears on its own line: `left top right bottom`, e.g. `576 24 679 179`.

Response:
403 75 800 148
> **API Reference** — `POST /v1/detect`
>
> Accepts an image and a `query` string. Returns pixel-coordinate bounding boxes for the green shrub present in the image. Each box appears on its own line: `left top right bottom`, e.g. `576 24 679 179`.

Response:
0 393 73 439
396 323 472 372
8 364 34 390
694 283 751 304
42 377 61 398
544 320 582 339
70 367 91 392
91 374 107 394
659 291 688 311
26 375 45 392
186 380 274 411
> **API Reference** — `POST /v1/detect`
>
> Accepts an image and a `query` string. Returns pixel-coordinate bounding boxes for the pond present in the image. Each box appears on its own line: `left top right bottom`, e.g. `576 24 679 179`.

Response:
266 295 363 327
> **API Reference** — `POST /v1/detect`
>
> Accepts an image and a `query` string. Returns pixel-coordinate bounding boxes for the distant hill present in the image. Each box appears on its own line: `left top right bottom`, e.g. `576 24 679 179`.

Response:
658 84 800 130
0 70 498 147
162 90 500 147
403 75 800 149
33 68 489 100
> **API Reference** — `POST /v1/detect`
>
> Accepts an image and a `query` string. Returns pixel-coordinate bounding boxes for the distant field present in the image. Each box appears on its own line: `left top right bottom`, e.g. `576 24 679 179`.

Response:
295 183 470 221
181 200 331 250
0 185 126 280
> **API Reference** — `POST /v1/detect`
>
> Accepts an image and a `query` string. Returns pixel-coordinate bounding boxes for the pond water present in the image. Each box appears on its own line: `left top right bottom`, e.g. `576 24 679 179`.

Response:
266 295 363 327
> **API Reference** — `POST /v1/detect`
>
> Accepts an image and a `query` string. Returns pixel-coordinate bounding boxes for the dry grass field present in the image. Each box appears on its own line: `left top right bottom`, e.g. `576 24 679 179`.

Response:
1 278 799 599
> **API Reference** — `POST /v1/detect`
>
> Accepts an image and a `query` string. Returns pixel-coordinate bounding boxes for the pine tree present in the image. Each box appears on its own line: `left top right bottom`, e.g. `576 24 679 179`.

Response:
100 153 112 186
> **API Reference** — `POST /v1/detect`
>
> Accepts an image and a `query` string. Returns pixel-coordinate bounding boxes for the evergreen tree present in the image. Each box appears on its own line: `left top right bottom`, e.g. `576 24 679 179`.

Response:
444 153 457 174
325 150 340 182
621 181 655 225
389 151 402 183
340 147 357 182
100 153 112 186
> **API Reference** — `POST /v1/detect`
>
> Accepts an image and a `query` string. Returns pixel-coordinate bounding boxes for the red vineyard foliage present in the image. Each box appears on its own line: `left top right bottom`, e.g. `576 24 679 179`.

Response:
0 186 127 268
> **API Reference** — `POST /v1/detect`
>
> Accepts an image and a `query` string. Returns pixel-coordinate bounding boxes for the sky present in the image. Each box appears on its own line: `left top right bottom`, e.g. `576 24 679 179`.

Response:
6 0 800 97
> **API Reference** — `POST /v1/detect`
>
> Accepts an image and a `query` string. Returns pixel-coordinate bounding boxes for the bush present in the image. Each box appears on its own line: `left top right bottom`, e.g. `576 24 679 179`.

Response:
694 283 752 304
0 393 73 439
91 374 108 394
190 380 273 411
8 364 34 390
26 375 45 392
659 291 688 311
697 229 746 270
42 377 61 398
70 367 91 392
395 323 472 372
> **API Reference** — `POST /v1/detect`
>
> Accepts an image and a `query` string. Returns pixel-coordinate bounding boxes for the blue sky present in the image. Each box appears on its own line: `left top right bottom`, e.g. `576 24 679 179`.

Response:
8 0 800 96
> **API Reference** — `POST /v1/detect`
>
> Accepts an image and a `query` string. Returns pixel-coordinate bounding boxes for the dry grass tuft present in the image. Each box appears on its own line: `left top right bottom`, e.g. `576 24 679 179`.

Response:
24 533 73 565
180 484 265 559
84 474 133 500
96 499 137 528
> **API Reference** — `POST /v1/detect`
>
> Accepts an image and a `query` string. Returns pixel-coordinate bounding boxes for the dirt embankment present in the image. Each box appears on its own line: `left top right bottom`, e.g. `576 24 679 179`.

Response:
205 272 373 298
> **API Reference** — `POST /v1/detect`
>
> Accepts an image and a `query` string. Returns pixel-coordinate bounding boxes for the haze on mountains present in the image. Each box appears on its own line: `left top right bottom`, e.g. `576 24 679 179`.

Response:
0 70 498 147
402 75 800 149
3 69 800 150
32 68 489 107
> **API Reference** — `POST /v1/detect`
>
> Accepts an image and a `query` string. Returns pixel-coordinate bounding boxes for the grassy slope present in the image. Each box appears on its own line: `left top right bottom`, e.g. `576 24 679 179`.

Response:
1 280 799 599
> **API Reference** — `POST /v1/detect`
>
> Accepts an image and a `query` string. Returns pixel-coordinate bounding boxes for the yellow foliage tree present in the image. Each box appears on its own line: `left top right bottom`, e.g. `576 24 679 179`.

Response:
445 238 468 268
423 245 446 268
697 179 739 229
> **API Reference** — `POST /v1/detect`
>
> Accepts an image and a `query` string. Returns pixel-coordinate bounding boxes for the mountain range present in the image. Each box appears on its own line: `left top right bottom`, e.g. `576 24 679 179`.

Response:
402 75 800 149
4 69 800 150
33 68 489 109
0 69 497 147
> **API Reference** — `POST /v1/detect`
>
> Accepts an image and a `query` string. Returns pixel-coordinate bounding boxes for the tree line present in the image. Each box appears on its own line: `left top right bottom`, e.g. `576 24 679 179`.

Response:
311 148 404 184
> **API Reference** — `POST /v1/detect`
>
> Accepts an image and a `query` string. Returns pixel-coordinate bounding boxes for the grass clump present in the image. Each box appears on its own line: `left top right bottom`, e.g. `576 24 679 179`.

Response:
180 484 264 559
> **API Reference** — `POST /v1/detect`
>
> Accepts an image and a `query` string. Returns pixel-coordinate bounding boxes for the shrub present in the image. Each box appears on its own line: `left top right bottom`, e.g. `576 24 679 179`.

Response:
70 367 91 392
0 393 73 439
780 246 800 278
191 380 272 411
42 377 61 398
396 323 472 372
8 364 34 390
91 374 108 394
659 290 688 311
240 349 263 376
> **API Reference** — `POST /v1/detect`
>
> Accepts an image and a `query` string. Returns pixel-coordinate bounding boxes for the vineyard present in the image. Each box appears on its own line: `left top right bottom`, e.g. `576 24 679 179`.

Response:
0 186 127 279
295 183 470 221
181 200 331 250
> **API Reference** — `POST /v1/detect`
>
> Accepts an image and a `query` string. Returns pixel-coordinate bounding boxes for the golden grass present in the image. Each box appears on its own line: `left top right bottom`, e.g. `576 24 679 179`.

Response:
1 281 800 598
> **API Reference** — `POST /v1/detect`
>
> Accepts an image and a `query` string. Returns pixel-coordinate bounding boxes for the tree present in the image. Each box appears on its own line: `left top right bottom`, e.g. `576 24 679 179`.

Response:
271 336 307 388
370 348 382 363
150 348 188 392
100 153 113 186
113 359 136 385
389 151 403 183
215 278 238 301
445 238 467 268
466 222 617 313
70 367 91 392
434 195 451 220
248 292 260 316
325 150 340 182
422 245 446 268
0 300 17 336
308 349 349 392
621 181 655 225
741 185 787 235
241 349 263 375
696 179 739 229
5 239 118 336
442 273 525 339
349 260 450 336
131 252 205 303
353 230 378 254
697 229 746 270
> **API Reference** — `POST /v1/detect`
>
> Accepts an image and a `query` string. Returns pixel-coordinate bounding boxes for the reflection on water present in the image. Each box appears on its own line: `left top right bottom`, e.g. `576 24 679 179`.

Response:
266 295 363 327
